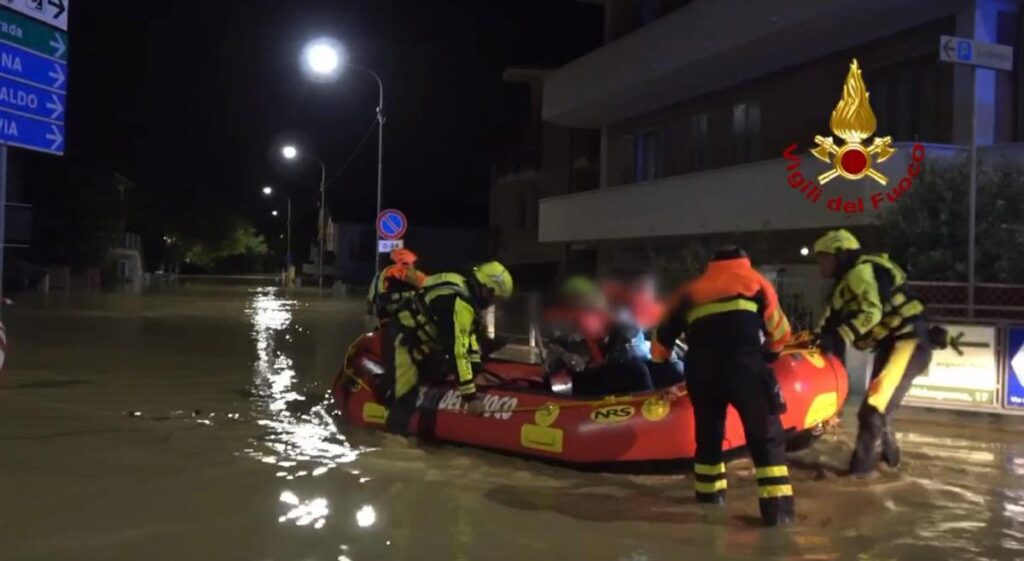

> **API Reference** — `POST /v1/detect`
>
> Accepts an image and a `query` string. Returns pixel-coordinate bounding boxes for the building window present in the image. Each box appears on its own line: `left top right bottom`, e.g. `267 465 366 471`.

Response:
633 128 664 182
688 113 708 171
731 101 761 164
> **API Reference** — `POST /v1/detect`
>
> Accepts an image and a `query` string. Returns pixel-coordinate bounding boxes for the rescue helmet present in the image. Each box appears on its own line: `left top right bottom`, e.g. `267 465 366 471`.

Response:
813 229 861 255
472 261 514 300
390 248 418 266
711 246 748 261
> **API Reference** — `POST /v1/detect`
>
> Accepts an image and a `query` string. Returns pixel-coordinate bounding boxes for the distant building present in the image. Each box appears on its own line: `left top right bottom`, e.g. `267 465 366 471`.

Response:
529 0 1022 275
329 219 490 286
490 68 601 289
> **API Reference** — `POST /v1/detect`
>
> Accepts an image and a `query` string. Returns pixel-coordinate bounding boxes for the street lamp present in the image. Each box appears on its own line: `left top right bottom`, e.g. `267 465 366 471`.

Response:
271 210 279 217
280 145 327 289
262 186 293 273
299 36 386 277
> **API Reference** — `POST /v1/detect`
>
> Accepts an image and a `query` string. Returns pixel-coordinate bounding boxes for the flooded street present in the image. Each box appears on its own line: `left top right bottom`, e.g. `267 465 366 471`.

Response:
1 284 1023 561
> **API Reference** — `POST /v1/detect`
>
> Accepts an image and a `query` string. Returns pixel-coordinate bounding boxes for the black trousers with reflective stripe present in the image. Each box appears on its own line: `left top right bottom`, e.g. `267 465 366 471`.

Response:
687 348 793 521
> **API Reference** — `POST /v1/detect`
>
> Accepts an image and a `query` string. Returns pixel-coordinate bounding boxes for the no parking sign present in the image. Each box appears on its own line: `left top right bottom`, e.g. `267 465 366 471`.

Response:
376 209 407 241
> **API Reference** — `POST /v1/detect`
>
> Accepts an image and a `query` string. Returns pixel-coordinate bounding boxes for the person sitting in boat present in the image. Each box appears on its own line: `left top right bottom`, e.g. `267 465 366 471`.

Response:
385 261 515 435
541 274 657 396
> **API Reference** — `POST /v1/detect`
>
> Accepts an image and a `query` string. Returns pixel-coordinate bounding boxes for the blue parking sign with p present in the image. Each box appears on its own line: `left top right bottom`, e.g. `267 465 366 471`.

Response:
957 40 973 62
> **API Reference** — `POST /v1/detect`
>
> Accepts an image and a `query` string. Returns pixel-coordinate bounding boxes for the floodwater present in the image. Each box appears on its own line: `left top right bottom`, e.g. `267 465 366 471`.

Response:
1 284 1023 561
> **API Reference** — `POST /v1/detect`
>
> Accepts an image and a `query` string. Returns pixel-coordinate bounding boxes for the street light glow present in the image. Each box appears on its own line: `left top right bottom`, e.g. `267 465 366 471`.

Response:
272 210 279 217
800 246 810 257
282 145 298 160
301 37 345 81
262 186 273 195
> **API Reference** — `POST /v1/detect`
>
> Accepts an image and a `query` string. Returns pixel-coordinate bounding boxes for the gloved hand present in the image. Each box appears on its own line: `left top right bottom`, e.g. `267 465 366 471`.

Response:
465 395 486 416
929 325 965 356
817 329 844 356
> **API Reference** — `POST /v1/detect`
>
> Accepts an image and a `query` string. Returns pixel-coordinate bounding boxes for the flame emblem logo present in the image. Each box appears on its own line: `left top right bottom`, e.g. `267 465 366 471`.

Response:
811 59 895 185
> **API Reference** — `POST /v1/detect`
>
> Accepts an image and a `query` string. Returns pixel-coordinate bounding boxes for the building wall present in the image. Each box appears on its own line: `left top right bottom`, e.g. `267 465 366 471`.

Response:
491 71 600 285
606 18 956 186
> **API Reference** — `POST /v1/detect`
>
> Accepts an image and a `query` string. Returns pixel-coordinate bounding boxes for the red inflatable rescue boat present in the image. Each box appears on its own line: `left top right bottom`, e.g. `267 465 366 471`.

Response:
332 331 849 468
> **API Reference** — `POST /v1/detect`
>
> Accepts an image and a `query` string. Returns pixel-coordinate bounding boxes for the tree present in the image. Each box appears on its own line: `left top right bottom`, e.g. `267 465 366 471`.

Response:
877 156 1024 283
167 219 268 272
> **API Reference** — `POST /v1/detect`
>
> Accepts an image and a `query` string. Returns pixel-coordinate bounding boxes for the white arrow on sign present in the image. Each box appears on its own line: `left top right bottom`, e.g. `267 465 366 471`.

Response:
48 32 66 59
45 124 62 150
48 63 65 89
1 0 69 31
1012 343 1024 387
45 93 62 119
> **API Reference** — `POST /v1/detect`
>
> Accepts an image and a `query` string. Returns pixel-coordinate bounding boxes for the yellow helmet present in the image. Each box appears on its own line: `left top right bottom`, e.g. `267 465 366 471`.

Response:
813 229 861 254
473 261 514 300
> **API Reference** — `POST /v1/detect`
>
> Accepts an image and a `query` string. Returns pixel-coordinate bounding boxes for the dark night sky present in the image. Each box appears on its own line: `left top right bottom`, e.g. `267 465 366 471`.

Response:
42 0 601 253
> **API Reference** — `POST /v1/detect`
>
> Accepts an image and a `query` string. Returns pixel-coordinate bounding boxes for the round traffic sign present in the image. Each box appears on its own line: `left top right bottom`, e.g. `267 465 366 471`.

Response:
376 209 408 240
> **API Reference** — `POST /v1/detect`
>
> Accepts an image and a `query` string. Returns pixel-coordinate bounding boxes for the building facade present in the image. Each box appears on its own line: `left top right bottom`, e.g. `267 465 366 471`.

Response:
534 0 1022 276
490 68 601 288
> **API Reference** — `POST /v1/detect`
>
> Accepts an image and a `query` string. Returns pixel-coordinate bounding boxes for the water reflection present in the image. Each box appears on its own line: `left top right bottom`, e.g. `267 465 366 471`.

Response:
279 490 330 529
244 288 363 480
355 504 377 528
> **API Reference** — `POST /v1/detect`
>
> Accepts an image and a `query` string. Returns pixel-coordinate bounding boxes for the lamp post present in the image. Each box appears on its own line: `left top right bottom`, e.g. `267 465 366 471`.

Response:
281 146 327 289
300 37 386 277
263 186 292 274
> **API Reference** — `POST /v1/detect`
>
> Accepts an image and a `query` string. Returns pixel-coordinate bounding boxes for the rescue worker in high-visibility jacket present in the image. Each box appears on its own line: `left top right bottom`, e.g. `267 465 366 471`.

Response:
812 229 932 476
366 249 427 405
385 261 514 435
652 247 794 526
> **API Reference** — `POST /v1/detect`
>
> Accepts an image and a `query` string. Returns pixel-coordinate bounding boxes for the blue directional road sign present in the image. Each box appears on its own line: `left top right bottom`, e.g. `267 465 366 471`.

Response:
0 75 64 121
376 209 408 241
0 4 67 155
0 108 62 153
1006 326 1024 409
0 42 67 92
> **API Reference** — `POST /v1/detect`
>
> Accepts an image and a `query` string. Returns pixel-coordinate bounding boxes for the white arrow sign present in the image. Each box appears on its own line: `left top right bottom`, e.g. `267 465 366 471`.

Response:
45 92 61 119
1 0 68 31
1012 343 1024 388
48 31 66 59
47 62 64 89
45 123 61 150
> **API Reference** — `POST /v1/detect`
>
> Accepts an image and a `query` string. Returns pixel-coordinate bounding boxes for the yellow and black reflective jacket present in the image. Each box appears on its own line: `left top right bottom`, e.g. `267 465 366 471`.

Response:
395 273 480 396
820 253 925 351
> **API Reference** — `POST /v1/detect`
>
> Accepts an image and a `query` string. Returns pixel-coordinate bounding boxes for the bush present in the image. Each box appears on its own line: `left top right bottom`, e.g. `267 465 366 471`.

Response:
877 156 1024 283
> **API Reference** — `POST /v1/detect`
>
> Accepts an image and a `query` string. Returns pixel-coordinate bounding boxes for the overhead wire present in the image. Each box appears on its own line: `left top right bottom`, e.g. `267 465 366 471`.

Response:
324 118 379 188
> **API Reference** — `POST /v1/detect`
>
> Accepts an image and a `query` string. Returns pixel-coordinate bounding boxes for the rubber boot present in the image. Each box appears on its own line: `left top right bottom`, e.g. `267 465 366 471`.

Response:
759 496 795 526
849 406 885 476
880 419 901 469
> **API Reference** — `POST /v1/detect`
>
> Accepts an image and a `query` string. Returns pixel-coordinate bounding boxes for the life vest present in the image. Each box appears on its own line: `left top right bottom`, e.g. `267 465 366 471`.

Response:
821 253 926 350
391 273 475 362
368 264 427 319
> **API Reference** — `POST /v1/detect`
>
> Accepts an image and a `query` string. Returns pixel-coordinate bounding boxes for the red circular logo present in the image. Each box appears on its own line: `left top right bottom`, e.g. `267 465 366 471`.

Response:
839 147 868 176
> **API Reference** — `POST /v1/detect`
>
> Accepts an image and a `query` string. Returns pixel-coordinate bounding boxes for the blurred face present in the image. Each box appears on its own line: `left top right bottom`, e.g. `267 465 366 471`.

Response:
816 253 837 278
